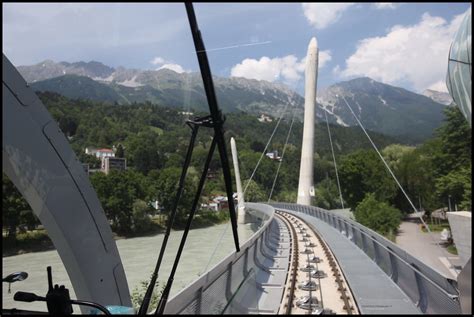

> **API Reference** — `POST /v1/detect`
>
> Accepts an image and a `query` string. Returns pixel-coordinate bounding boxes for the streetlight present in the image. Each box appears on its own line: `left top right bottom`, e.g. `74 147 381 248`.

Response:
448 195 452 211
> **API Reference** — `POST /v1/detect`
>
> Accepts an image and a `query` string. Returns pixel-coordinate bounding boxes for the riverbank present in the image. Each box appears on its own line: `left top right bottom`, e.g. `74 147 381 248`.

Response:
2 221 259 312
3 211 230 257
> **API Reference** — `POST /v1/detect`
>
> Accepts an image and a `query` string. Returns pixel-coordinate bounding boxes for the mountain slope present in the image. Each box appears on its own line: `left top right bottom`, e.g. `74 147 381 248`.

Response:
316 78 447 142
31 75 127 104
22 60 446 143
422 89 453 105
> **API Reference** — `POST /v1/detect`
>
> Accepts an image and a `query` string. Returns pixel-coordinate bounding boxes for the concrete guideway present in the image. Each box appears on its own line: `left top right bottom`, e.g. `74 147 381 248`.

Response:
276 211 358 314
281 208 422 314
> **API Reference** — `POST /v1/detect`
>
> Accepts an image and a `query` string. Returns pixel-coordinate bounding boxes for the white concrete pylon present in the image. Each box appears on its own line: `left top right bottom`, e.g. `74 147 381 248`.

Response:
297 37 319 206
230 137 246 223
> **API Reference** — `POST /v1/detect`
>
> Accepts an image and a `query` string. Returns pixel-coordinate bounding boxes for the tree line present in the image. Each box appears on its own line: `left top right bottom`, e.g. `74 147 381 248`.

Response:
3 91 470 241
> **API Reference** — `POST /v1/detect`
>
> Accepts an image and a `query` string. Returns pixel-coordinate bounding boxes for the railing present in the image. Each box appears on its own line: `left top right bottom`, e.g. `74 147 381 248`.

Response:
271 203 462 315
163 203 277 314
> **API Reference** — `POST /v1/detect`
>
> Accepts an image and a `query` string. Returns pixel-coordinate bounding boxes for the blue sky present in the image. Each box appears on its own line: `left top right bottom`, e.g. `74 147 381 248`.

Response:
2 3 471 94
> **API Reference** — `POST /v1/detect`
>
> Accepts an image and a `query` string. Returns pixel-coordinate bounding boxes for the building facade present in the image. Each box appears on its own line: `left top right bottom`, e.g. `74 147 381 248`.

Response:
85 147 115 159
102 157 127 174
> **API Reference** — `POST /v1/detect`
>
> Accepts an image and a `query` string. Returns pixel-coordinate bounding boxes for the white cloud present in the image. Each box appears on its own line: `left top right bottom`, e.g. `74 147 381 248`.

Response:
302 3 354 29
337 9 470 92
319 51 332 68
427 80 449 93
158 63 186 73
230 50 332 84
373 3 399 10
150 57 166 65
151 56 188 73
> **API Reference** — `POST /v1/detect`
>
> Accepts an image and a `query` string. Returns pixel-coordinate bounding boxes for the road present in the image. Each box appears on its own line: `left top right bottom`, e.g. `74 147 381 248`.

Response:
395 220 461 279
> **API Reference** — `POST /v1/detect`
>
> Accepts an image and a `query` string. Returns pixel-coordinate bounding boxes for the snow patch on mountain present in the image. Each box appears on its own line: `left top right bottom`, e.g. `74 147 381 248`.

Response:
117 75 143 88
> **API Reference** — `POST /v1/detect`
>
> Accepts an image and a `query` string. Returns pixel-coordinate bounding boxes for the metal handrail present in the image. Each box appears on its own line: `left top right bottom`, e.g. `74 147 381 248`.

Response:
271 203 461 314
164 203 275 314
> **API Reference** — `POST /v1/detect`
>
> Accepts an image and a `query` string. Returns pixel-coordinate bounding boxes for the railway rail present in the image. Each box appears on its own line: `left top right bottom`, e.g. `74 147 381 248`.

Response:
276 210 359 315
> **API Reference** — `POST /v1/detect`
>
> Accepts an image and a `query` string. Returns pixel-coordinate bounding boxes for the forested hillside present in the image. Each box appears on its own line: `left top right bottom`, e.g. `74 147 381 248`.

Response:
3 91 470 246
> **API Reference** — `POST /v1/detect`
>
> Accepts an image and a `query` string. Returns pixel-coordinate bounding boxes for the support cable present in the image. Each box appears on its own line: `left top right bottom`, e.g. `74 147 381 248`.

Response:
155 136 219 315
137 120 200 315
268 113 296 202
200 81 301 275
242 104 289 194
322 107 345 209
340 95 459 276
340 95 428 227
199 101 290 275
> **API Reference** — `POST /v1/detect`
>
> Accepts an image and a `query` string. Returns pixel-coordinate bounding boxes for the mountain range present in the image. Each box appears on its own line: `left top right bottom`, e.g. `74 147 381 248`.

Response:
18 60 449 143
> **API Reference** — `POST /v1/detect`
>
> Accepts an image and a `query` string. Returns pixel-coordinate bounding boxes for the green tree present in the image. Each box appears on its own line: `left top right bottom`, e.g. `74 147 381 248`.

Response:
58 116 78 137
77 152 102 169
131 275 165 313
382 144 415 170
155 167 197 228
274 190 297 203
19 210 40 231
432 106 471 177
435 164 471 210
242 179 266 202
2 174 31 238
90 170 147 235
354 193 402 237
339 150 398 210
125 131 162 175
115 144 125 158
389 144 440 212
314 178 343 210
131 199 153 233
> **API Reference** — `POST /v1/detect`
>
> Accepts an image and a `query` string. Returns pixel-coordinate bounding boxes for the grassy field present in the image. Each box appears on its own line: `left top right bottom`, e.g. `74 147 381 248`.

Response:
446 244 458 255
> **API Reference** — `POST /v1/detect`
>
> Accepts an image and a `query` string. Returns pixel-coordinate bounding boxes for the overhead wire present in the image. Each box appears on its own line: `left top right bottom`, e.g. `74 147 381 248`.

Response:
200 78 302 274
199 103 291 274
268 112 296 203
242 103 291 194
340 94 459 276
322 106 345 209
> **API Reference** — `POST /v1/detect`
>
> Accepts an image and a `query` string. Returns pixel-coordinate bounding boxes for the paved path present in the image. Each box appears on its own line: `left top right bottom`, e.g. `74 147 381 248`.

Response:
395 221 460 279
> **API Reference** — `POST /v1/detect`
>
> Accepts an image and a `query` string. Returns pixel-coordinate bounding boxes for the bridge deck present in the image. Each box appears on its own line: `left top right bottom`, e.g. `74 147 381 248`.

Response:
280 208 422 315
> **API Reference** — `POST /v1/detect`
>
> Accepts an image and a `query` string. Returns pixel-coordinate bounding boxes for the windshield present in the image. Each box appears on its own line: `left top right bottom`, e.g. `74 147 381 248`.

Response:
3 2 472 315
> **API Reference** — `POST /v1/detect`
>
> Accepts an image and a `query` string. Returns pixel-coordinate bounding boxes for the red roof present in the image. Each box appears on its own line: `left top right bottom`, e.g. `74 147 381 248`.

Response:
97 148 113 152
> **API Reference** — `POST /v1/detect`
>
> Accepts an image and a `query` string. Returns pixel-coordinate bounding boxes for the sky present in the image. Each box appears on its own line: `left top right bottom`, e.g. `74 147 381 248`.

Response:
2 2 471 94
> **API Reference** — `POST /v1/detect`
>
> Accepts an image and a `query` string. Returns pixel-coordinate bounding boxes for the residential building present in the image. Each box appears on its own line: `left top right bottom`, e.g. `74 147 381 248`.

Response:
266 150 281 161
85 147 115 159
102 157 126 174
258 114 273 123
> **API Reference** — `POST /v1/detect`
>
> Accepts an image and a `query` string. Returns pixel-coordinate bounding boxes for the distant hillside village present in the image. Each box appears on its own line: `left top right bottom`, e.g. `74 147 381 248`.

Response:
82 146 127 175
81 146 239 213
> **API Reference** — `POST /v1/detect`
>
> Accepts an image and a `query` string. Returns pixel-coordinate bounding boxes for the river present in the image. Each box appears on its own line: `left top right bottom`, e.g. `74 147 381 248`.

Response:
2 221 259 313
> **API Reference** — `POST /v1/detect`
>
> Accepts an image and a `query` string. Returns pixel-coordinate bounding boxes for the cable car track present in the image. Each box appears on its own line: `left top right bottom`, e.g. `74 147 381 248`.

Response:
275 210 358 315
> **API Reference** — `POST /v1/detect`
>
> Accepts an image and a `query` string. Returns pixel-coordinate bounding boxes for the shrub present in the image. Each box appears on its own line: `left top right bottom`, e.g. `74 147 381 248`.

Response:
354 193 402 236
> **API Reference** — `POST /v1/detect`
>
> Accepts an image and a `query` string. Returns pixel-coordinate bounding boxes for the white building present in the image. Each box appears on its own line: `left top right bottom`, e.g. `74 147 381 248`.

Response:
85 147 115 159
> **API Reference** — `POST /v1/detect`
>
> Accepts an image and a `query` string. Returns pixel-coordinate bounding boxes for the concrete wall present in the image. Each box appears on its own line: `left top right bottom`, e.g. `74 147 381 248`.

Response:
447 212 472 267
